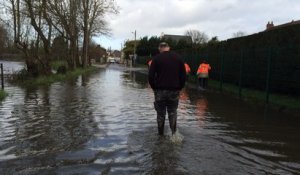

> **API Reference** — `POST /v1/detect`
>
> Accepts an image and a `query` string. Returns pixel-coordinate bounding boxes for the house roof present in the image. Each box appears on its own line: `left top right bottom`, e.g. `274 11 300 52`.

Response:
266 20 300 31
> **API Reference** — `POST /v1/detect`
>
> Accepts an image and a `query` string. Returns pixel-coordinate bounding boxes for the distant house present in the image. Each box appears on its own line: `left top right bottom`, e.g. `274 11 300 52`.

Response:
160 32 192 44
111 50 121 58
89 45 107 63
265 20 300 31
107 49 122 63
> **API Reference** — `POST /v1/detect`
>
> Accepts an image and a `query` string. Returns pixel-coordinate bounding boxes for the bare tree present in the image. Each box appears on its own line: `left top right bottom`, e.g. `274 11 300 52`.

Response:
3 0 53 76
24 0 53 75
7 0 39 76
46 0 80 69
80 0 118 67
185 29 209 45
232 31 246 38
4 0 118 74
47 0 117 68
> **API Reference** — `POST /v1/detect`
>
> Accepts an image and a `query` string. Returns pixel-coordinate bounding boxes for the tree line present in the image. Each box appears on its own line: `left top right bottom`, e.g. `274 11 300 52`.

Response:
126 29 220 58
1 0 118 76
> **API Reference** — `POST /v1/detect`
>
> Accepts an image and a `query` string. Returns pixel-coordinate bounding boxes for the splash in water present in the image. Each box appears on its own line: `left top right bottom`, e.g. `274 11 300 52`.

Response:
170 131 184 144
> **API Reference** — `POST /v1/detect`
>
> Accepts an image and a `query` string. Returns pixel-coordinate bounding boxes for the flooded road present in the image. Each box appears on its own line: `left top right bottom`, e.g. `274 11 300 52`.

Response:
0 63 300 175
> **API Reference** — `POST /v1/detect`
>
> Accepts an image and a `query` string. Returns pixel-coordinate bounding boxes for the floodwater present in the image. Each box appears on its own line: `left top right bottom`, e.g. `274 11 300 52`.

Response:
0 60 25 74
0 63 300 175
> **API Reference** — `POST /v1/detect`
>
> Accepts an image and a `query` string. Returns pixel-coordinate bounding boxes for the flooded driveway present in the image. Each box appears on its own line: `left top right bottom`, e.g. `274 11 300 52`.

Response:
0 63 300 175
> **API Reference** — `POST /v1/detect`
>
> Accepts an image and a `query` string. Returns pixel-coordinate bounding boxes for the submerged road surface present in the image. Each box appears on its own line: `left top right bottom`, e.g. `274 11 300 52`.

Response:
0 63 300 175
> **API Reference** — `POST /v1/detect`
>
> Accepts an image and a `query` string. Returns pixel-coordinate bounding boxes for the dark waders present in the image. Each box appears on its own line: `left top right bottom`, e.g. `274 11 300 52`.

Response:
198 73 209 89
198 78 208 89
154 90 180 135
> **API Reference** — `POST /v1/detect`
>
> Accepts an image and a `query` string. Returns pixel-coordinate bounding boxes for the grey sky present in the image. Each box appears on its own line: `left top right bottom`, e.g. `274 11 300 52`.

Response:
95 0 300 50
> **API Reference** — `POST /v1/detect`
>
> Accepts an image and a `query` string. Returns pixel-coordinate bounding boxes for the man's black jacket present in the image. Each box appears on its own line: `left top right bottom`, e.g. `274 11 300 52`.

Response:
148 51 186 90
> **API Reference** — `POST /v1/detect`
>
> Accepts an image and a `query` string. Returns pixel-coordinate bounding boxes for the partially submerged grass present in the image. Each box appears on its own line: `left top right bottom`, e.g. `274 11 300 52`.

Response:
268 93 300 110
186 76 300 111
207 79 300 111
0 89 7 101
13 66 97 87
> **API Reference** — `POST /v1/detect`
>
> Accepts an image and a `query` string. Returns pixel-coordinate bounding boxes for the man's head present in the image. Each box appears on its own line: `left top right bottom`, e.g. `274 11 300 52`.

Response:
158 42 170 52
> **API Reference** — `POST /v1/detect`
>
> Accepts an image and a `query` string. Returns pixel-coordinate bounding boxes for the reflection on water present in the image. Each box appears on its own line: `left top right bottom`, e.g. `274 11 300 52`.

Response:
0 64 300 175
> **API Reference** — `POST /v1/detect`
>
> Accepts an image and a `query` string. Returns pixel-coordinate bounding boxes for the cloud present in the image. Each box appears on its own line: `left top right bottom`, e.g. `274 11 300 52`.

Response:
95 0 300 49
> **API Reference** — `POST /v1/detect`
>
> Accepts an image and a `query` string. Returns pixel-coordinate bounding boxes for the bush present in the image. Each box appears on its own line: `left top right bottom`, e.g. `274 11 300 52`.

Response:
0 89 7 101
50 60 68 70
8 68 29 82
57 65 67 74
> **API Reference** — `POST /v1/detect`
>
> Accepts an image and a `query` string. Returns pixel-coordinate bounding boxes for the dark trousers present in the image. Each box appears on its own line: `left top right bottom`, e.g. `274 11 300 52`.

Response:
198 78 208 88
154 90 180 135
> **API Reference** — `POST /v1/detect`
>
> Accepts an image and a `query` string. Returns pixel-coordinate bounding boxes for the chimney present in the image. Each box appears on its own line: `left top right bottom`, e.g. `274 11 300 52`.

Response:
266 21 270 29
266 21 274 30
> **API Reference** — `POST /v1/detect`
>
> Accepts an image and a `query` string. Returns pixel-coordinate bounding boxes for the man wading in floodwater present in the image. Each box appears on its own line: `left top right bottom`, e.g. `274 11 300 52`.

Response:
148 42 186 136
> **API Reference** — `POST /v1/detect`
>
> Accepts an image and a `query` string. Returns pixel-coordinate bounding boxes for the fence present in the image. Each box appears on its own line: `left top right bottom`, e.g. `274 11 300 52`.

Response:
137 44 300 103
180 44 299 102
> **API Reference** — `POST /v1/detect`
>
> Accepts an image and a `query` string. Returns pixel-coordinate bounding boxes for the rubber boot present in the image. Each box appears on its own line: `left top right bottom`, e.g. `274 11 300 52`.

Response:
168 111 177 135
170 119 177 135
157 120 165 136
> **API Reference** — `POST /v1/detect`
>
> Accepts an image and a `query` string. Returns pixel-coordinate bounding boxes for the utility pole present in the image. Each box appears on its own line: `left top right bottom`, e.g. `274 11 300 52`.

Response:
120 43 123 64
133 30 136 66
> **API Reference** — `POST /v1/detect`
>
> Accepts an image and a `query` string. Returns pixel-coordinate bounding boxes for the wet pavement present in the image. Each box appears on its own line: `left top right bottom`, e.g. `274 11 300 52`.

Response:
0 63 300 175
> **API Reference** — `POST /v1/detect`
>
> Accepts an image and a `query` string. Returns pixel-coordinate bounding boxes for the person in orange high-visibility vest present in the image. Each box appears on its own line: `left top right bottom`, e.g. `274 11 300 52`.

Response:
197 60 211 89
184 63 191 75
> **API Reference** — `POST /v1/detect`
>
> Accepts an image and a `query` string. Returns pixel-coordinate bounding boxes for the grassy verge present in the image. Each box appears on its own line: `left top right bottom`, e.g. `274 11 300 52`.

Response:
16 66 97 87
210 79 300 111
0 89 7 101
189 76 300 111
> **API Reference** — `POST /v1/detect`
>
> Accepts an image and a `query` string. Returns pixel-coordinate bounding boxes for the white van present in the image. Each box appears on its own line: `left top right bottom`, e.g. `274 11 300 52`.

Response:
107 57 116 63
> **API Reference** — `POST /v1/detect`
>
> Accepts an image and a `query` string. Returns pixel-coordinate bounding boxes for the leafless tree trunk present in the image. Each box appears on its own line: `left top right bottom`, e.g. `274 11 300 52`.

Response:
81 0 89 68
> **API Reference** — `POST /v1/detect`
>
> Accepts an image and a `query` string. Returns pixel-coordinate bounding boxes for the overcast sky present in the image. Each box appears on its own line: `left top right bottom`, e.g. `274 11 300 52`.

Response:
94 0 300 50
